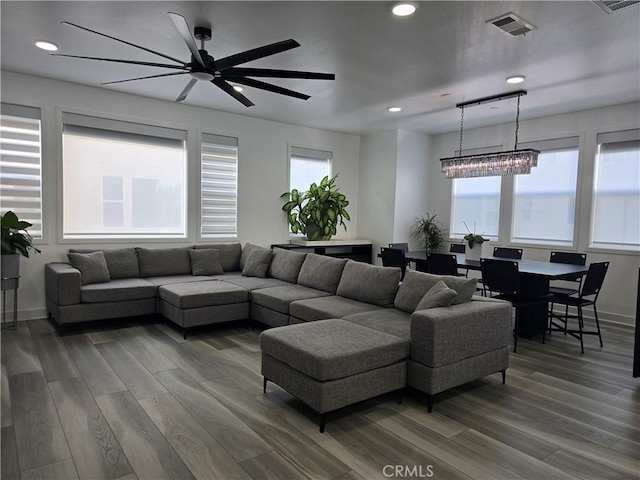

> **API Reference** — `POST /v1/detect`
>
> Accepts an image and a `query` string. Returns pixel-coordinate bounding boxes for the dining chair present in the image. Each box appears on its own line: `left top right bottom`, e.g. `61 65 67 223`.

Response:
449 243 465 254
481 258 552 352
388 242 409 253
548 261 608 354
425 253 460 276
549 251 587 296
380 247 408 280
493 247 523 259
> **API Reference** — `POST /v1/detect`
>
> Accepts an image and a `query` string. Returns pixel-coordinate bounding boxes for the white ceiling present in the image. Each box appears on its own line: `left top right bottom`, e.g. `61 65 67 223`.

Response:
1 1 639 135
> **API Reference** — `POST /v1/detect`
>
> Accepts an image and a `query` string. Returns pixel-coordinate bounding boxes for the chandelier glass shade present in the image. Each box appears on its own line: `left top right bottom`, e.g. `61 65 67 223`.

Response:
440 90 539 179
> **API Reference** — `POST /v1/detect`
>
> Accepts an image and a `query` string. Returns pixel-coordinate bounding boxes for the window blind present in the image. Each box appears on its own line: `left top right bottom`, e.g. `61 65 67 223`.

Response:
0 103 43 238
201 133 238 237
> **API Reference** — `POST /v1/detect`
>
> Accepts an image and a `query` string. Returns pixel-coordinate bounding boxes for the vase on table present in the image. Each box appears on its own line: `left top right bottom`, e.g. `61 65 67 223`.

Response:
465 243 482 261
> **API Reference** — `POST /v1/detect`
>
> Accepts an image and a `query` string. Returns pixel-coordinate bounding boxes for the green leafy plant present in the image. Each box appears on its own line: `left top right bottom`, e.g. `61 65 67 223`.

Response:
411 213 446 252
463 221 486 249
280 174 351 240
1 211 41 258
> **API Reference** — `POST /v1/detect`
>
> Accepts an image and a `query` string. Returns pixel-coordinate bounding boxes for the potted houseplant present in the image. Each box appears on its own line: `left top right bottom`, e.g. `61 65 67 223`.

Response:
1 210 41 279
463 221 486 261
411 213 446 252
281 174 351 241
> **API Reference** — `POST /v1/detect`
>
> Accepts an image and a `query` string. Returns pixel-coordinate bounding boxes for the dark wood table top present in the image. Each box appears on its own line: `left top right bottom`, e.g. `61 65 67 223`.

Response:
405 251 588 280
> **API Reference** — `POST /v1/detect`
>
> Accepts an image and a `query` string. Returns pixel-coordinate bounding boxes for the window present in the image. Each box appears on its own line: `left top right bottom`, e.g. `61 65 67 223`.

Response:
591 129 640 250
511 137 579 245
450 146 502 240
0 103 43 238
200 133 238 237
289 146 331 194
62 113 187 239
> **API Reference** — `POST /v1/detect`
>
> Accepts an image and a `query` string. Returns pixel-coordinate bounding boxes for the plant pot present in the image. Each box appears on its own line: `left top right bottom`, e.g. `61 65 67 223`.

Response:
465 244 482 261
306 223 331 241
1 253 20 279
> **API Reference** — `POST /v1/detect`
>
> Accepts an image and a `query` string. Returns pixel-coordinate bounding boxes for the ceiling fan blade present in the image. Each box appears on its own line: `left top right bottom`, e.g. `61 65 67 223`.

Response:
102 71 191 85
176 78 198 102
168 12 206 68
51 54 188 70
228 77 310 100
214 39 300 71
61 21 185 65
212 78 254 107
222 68 335 80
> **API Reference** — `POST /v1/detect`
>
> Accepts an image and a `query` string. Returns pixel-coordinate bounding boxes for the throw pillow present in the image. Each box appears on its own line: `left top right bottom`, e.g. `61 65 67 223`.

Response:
189 249 224 276
67 251 111 286
415 280 457 310
241 248 273 278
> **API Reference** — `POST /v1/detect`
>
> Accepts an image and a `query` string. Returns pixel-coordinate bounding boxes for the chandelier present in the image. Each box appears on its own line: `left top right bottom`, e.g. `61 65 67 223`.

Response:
440 90 539 179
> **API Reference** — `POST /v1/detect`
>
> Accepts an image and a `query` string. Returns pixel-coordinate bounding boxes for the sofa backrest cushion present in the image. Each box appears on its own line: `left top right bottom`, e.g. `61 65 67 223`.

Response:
68 247 139 279
136 247 191 277
394 269 477 313
297 254 348 294
189 249 224 276
193 243 242 272
240 243 262 271
67 251 111 285
336 260 400 307
415 280 458 310
268 248 306 283
241 248 273 278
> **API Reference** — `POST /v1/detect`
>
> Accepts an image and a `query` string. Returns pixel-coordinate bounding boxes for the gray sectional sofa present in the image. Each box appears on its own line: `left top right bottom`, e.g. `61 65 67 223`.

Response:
45 242 512 414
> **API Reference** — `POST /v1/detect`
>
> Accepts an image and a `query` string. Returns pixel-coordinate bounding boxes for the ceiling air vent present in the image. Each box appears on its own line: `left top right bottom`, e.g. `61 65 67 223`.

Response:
486 12 537 36
592 0 640 13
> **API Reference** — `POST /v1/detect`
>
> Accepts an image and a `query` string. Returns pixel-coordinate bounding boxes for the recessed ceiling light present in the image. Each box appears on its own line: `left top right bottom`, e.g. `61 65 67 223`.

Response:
387 106 402 113
506 75 526 84
35 40 58 51
233 85 244 92
391 2 418 17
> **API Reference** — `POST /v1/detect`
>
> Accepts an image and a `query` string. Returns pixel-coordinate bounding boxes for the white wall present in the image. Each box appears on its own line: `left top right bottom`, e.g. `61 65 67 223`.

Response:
427 102 640 325
1 71 360 321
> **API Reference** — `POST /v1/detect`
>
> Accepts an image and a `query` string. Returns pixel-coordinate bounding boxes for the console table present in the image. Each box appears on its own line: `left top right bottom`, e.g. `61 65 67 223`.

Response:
1 275 19 330
272 239 373 263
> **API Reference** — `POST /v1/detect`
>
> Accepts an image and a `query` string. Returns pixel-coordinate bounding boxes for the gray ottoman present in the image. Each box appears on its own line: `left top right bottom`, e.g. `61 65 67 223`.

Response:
158 280 249 338
260 319 409 432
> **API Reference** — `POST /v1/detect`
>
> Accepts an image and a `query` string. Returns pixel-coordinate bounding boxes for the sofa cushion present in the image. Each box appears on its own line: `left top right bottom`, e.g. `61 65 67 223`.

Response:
342 309 411 341
159 281 248 309
194 243 242 272
251 285 333 314
268 248 306 283
239 243 262 271
290 295 383 322
143 276 213 287
80 278 156 303
69 248 139 279
136 247 191 277
189 249 224 276
259 319 409 381
67 252 111 286
222 276 291 292
336 260 400 307
242 248 273 278
297 254 347 294
394 270 477 313
415 280 457 310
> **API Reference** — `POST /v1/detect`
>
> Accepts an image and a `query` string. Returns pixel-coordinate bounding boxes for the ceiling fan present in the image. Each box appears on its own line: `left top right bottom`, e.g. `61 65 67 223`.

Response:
52 12 335 107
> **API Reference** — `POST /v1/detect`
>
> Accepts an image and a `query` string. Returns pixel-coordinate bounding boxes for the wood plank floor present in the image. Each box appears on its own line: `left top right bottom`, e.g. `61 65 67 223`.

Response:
1 317 638 480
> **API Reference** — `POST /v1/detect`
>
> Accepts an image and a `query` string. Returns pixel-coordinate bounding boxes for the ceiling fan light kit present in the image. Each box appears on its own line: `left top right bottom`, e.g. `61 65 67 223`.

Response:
440 90 539 179
52 12 335 107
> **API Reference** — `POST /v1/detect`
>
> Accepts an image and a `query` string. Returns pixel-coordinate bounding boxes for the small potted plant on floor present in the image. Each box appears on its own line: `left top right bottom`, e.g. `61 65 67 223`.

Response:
281 174 351 241
411 213 446 252
1 210 41 280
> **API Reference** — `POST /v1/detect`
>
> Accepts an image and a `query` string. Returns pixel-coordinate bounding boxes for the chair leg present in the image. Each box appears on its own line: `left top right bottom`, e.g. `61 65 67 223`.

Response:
578 305 584 354
564 304 569 334
513 308 518 353
593 305 604 348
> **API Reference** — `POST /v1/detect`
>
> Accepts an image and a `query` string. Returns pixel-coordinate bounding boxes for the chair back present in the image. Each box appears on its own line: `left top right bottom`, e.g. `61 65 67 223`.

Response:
449 243 465 253
426 253 459 276
493 247 523 259
481 259 519 296
550 251 587 266
388 242 409 253
581 262 609 298
380 247 407 280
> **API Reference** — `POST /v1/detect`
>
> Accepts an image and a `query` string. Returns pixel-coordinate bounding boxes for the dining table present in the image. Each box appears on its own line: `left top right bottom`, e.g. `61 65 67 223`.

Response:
405 251 589 338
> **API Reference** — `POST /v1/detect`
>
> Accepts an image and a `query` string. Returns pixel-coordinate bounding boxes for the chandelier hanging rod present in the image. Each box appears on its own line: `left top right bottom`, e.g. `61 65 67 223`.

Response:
455 89 527 109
